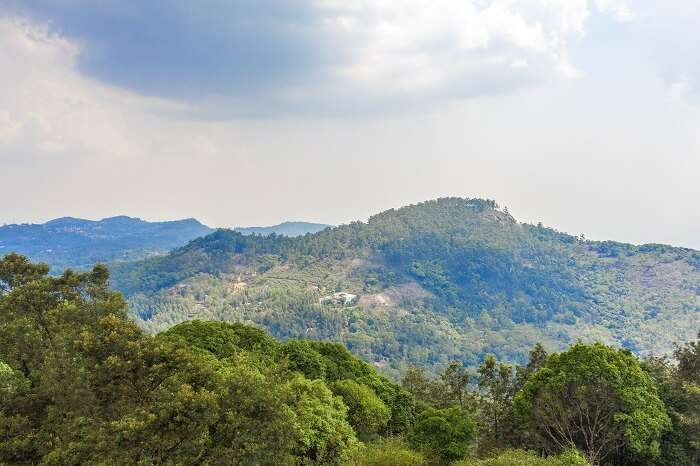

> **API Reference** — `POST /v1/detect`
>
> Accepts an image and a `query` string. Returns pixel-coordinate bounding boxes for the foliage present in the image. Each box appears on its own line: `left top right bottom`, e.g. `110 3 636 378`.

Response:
342 437 426 466
0 254 362 464
331 379 391 439
160 319 280 359
283 339 327 379
106 197 699 375
409 406 478 464
514 343 671 465
453 449 590 466
284 375 360 464
642 333 700 466
476 355 517 451
0 254 698 465
0 216 211 272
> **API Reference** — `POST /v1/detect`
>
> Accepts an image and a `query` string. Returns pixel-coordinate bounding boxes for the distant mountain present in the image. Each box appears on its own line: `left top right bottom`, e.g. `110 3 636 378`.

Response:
109 198 699 375
0 216 213 271
235 221 331 237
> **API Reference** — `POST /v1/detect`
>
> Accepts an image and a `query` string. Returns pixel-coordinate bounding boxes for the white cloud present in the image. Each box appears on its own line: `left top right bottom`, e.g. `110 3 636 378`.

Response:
2 0 626 114
0 18 193 162
316 0 592 102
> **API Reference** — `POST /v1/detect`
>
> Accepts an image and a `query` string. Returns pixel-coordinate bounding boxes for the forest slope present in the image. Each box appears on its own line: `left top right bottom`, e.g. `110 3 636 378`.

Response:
111 198 700 374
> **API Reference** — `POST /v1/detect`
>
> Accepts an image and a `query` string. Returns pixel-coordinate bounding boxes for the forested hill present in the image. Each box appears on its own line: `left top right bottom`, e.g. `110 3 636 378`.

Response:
0 216 212 271
235 221 331 237
111 198 700 373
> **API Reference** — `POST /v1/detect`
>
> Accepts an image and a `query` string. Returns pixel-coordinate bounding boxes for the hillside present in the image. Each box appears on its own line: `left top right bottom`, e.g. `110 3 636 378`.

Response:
0 216 213 271
2 253 697 465
235 221 331 237
110 198 700 374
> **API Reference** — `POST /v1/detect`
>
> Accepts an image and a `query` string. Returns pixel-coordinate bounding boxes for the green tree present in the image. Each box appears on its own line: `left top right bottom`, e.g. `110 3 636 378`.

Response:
283 339 326 380
285 376 359 464
331 379 390 439
0 255 361 465
401 365 445 407
409 406 478 464
477 355 516 448
441 361 472 408
514 343 671 465
643 332 700 466
516 343 548 389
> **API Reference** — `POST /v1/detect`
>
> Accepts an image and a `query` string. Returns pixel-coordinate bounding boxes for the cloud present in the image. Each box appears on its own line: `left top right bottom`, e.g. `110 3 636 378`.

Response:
636 2 700 104
594 0 632 21
1 0 612 115
0 13 698 250
0 17 203 164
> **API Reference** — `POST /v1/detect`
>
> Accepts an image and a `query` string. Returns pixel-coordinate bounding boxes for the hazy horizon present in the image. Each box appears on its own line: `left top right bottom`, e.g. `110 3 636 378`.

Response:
3 195 698 250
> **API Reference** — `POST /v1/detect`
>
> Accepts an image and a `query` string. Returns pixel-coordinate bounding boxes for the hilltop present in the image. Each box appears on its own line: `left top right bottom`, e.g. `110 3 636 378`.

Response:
110 198 700 374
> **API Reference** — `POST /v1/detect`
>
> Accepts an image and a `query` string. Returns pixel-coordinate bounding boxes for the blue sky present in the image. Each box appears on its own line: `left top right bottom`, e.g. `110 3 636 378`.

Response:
0 1 698 248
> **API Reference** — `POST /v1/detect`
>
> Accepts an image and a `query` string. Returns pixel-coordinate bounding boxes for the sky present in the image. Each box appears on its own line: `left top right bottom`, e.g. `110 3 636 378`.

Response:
0 1 698 249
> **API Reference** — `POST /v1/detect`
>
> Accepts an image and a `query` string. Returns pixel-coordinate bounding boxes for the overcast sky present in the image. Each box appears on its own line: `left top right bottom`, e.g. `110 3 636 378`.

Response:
0 1 698 248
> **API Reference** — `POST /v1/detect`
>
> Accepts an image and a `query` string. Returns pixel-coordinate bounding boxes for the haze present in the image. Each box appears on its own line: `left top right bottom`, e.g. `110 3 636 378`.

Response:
0 1 698 248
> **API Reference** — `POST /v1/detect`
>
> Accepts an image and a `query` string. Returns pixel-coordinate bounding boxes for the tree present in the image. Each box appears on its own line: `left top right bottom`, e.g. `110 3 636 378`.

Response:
672 331 700 464
643 332 700 466
477 355 516 447
331 379 390 439
514 343 671 465
441 361 472 408
284 376 359 464
516 343 548 389
0 255 361 465
283 339 326 380
409 406 478 464
401 365 445 407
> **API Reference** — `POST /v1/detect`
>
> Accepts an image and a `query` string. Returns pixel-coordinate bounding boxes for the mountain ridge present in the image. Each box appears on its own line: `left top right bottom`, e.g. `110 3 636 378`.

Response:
110 198 699 374
0 215 213 271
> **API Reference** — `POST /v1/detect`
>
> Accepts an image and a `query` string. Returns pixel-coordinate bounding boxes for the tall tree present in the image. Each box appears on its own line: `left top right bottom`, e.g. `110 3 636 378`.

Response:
477 355 516 447
514 343 671 465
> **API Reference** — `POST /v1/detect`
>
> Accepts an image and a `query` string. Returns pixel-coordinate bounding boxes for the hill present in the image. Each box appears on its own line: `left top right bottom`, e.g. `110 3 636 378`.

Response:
235 221 331 237
110 198 700 374
0 215 213 271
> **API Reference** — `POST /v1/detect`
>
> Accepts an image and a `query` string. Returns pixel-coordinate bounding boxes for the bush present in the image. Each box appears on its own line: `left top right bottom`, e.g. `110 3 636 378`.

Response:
452 449 590 466
343 437 425 466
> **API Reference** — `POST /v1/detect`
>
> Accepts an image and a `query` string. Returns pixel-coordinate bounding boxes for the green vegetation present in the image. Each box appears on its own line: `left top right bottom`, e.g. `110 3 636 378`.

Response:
1 254 698 464
409 406 478 463
514 344 671 464
0 215 212 272
452 449 590 466
235 221 331 237
109 198 699 374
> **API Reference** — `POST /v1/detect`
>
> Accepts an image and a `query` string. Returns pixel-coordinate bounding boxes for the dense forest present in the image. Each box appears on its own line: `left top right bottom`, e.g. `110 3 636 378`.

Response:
0 254 698 465
110 198 700 374
0 216 212 272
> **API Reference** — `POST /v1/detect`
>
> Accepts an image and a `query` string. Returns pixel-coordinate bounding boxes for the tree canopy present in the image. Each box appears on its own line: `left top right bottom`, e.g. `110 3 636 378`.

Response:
514 343 671 464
